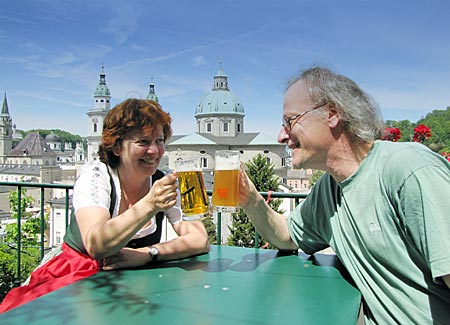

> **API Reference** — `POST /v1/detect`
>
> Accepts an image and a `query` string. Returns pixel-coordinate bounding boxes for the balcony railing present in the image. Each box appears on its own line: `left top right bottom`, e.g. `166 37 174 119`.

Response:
0 181 308 284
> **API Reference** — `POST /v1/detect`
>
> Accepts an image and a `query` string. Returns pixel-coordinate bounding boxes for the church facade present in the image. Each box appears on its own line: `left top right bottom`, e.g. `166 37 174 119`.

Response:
165 63 289 180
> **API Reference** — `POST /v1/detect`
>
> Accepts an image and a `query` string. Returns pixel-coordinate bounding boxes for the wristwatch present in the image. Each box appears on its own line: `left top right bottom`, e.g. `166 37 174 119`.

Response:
148 246 159 263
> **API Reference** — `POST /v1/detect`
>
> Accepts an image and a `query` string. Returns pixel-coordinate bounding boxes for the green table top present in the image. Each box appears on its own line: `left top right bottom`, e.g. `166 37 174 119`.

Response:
1 245 361 325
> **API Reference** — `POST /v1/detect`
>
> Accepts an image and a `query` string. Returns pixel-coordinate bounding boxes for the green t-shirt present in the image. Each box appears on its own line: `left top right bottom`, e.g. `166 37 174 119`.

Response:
288 141 450 324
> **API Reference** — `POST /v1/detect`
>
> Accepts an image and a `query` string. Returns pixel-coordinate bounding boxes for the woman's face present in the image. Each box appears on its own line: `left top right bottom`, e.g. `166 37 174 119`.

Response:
117 125 165 177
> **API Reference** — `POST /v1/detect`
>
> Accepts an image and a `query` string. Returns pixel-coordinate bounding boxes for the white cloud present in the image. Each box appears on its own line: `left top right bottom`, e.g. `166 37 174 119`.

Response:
193 56 207 67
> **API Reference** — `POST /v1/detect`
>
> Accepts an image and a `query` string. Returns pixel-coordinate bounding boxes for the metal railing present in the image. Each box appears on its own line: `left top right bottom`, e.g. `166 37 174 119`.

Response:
0 181 308 283
0 181 73 283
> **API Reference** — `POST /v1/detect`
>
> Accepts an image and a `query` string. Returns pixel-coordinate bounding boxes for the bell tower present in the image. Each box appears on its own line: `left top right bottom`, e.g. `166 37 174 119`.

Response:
0 93 13 163
86 66 111 161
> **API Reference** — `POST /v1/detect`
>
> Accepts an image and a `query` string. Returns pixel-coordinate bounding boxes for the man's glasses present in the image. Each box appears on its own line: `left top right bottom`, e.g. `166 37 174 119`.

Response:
282 102 328 131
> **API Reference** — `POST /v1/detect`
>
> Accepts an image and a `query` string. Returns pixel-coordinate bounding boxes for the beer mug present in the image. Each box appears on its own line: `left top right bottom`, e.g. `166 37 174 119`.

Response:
212 150 240 213
175 158 210 220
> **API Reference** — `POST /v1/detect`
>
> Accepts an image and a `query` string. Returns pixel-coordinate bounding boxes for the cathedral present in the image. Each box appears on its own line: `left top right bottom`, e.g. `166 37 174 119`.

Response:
86 62 290 181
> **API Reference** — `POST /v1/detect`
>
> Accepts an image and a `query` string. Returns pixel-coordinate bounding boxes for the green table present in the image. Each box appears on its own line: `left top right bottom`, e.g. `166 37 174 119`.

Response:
0 245 361 324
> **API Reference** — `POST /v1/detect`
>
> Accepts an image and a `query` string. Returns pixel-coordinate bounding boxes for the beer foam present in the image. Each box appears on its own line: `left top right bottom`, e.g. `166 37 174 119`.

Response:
214 152 240 170
175 158 201 172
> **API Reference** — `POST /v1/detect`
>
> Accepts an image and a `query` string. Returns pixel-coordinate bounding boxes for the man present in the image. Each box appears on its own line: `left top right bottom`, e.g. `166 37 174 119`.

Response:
239 66 450 324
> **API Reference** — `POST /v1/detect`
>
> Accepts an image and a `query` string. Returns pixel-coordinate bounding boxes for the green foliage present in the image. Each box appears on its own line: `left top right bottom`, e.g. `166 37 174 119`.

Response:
386 107 450 152
309 170 325 188
0 245 40 301
417 107 450 152
227 154 282 248
5 189 47 247
22 129 84 147
202 215 217 244
385 119 415 142
0 189 46 302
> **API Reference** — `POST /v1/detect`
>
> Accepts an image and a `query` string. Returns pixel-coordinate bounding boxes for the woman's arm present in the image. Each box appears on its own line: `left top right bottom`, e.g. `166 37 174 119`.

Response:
102 219 209 270
77 174 179 260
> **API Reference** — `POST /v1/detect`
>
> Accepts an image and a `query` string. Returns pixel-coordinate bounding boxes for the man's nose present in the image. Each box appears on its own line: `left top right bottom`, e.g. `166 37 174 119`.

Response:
277 126 289 144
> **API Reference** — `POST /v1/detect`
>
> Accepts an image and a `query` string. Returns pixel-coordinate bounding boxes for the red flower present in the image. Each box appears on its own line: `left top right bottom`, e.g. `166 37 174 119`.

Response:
382 127 402 142
441 152 450 162
413 124 432 143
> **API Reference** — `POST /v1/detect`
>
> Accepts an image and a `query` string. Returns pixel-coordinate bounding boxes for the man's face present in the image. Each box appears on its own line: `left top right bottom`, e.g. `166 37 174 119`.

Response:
278 81 329 170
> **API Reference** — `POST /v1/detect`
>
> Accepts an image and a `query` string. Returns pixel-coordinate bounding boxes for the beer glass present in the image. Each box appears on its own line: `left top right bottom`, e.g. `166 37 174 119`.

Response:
212 150 240 213
175 158 210 220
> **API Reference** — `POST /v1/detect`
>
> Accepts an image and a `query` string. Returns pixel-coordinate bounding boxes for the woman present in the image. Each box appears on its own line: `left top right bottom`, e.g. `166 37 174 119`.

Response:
0 99 210 313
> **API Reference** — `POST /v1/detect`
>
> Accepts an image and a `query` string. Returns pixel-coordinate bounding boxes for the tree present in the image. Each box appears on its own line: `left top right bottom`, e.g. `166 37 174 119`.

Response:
0 189 46 302
201 214 217 244
417 107 450 152
385 119 414 142
227 154 282 248
309 170 325 188
386 107 450 153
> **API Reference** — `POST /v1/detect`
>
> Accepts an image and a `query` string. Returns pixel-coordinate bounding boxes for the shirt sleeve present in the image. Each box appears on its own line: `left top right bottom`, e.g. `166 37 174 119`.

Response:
72 162 112 213
287 174 334 254
399 164 450 280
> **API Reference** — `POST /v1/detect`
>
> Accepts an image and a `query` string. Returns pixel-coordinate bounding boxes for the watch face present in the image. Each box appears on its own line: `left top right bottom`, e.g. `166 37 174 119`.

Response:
150 247 159 256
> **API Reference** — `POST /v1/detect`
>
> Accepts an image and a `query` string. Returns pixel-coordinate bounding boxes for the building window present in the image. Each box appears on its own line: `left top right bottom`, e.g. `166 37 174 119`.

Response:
223 122 229 132
93 123 98 133
281 157 287 167
200 150 206 155
56 231 61 244
201 157 208 168
206 123 212 132
237 124 241 133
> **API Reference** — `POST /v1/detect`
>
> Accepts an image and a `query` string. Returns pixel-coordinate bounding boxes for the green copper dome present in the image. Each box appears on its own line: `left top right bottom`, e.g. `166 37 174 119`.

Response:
146 77 159 103
195 63 244 117
94 66 110 97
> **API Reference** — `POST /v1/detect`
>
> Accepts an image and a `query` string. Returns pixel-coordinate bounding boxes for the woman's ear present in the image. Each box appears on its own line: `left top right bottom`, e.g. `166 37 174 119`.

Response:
112 143 121 156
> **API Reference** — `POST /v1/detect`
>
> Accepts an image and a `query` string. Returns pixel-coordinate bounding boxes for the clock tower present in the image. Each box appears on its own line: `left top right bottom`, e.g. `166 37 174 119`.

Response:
87 66 111 161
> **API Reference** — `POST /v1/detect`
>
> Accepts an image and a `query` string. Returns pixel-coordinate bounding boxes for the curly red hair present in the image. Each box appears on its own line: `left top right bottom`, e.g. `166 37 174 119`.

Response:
98 99 172 168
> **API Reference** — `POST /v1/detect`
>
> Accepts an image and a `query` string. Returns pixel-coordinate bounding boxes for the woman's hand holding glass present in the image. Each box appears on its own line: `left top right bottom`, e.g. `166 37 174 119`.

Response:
146 173 178 212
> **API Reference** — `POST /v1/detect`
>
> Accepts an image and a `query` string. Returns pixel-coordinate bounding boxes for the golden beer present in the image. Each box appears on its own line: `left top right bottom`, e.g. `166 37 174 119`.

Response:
177 170 209 219
212 150 240 212
212 169 239 207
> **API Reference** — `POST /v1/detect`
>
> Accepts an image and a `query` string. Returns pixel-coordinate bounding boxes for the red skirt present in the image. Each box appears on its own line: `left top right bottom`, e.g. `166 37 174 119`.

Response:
0 242 99 313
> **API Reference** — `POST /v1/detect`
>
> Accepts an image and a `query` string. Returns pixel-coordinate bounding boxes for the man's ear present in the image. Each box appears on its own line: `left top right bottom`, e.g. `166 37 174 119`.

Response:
327 103 340 128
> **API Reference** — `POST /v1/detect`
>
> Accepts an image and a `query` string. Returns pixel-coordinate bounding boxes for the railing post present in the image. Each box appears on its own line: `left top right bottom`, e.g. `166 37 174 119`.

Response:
17 186 22 283
216 211 221 245
65 189 70 228
40 188 45 260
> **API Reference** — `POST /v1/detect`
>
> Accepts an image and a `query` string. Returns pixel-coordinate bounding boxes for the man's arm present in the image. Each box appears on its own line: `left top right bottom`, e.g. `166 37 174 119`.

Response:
239 165 298 250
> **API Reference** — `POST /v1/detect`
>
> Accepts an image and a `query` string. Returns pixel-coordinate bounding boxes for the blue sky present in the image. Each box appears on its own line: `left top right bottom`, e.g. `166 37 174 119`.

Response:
1 0 449 139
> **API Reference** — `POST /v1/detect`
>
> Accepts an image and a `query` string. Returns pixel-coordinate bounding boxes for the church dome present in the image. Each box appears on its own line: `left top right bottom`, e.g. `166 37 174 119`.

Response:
195 63 244 117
